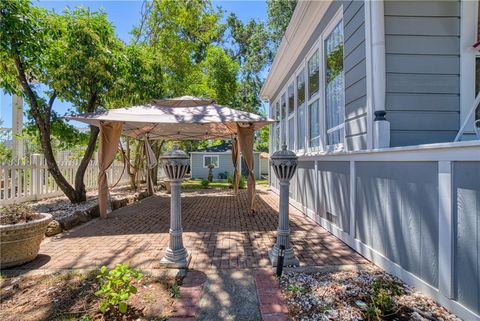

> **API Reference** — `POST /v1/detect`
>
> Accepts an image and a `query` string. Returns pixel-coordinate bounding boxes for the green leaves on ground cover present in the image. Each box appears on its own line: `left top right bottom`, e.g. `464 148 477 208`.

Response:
95 264 143 314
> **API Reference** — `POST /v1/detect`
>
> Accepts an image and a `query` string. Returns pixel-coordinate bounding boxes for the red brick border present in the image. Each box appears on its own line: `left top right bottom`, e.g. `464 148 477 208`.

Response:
254 268 290 321
170 270 206 320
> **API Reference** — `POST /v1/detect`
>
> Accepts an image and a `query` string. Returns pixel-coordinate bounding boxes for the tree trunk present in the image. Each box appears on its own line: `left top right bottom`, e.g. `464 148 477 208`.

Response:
151 140 164 185
14 56 100 204
73 125 100 202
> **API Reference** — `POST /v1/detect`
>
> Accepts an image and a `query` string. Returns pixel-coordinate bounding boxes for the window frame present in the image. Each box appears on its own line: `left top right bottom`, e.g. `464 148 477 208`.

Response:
295 66 307 154
321 8 345 152
286 77 296 151
306 41 323 152
203 155 219 168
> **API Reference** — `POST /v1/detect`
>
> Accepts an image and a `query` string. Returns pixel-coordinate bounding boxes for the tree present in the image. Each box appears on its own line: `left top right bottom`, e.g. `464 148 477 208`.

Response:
267 0 298 49
0 1 124 202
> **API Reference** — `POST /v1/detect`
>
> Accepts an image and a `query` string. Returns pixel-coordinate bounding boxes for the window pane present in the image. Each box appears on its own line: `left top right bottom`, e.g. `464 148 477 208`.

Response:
308 50 319 98
281 94 286 120
297 70 306 150
476 57 480 97
275 101 280 121
297 71 305 106
288 83 294 115
298 103 305 149
309 99 320 147
288 117 295 150
325 21 344 145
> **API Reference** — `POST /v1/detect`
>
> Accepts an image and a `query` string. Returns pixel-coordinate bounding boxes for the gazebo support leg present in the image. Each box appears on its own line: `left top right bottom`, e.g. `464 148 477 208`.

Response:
269 181 299 267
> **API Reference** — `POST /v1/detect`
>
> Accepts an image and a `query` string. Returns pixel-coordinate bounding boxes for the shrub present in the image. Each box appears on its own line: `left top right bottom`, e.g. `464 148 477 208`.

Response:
0 203 40 225
226 175 247 189
95 264 143 314
239 175 246 189
201 179 209 187
365 278 403 320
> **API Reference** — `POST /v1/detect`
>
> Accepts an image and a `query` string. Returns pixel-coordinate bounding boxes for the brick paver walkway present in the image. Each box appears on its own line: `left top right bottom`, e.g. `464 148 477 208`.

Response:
11 189 366 273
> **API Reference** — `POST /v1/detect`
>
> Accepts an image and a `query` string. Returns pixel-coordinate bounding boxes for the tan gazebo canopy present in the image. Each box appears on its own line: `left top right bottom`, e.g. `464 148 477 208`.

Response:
67 96 275 217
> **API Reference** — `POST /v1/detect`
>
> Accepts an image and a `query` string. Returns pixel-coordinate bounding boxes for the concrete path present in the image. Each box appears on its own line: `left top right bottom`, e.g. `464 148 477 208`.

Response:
196 269 261 321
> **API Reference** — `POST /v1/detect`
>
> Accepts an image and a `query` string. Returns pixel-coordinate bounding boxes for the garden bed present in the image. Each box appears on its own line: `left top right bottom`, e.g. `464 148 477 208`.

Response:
280 265 461 321
0 269 176 321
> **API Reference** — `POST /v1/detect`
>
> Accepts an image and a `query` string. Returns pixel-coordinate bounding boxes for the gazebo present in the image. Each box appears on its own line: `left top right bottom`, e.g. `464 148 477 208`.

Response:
67 96 300 268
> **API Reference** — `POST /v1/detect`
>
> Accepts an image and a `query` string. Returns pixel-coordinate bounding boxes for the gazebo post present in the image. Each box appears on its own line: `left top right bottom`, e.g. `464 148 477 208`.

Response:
159 145 190 268
269 145 299 267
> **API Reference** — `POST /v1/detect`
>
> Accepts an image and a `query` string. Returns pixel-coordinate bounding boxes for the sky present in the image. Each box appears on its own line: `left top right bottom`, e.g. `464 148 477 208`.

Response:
0 0 268 129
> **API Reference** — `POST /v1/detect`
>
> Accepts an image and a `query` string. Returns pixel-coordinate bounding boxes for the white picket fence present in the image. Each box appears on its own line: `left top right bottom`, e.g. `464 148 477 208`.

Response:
0 154 131 205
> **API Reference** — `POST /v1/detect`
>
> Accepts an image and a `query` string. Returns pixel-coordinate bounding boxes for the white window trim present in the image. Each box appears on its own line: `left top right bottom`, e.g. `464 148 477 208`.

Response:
306 41 323 153
460 0 479 134
203 155 219 168
295 65 307 155
286 76 296 151
321 7 345 153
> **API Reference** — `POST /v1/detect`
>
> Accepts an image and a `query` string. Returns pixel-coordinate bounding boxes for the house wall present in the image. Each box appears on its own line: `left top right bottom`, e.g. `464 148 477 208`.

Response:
190 153 261 180
269 0 368 152
384 0 461 147
274 142 480 320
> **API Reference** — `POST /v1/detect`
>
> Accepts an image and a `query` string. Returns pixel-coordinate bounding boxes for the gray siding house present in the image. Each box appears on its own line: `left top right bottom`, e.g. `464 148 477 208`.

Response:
190 143 261 180
261 1 480 320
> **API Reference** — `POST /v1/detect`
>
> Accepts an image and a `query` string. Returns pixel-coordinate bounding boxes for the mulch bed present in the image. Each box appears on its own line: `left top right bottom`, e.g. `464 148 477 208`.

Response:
0 271 175 321
280 265 462 321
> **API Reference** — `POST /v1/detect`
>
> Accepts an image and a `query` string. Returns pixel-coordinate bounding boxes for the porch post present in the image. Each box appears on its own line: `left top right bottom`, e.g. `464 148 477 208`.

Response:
159 145 190 268
269 145 299 267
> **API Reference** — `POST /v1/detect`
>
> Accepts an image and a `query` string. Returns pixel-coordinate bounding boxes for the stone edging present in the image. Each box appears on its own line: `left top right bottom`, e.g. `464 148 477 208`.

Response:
45 191 151 237
169 270 207 321
254 268 290 321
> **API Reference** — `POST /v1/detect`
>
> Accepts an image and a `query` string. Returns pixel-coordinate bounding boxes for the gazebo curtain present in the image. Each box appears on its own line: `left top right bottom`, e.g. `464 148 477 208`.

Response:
237 123 256 211
98 122 123 218
231 137 240 194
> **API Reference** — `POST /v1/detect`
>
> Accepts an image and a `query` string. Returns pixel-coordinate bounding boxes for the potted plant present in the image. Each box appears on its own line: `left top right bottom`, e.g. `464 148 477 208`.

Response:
0 203 52 268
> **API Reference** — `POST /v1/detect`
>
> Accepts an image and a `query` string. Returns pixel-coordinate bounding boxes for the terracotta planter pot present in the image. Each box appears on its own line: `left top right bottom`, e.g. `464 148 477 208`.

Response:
0 213 52 268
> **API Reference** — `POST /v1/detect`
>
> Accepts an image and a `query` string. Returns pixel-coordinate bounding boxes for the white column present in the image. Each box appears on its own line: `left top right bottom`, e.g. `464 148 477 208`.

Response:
438 161 453 298
12 95 24 159
159 146 190 268
269 145 299 267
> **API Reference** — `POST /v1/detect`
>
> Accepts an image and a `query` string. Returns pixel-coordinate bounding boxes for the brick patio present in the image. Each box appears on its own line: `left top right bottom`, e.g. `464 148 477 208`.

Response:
11 188 367 273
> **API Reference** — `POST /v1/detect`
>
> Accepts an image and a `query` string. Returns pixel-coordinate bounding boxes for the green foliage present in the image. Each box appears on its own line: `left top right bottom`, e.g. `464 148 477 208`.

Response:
201 179 210 187
267 0 298 49
239 175 246 189
255 126 269 152
287 283 304 293
169 281 181 298
95 264 143 314
364 278 403 320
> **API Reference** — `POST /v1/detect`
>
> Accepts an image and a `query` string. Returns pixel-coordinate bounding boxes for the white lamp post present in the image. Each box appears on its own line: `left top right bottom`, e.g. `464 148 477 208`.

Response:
160 145 190 268
269 144 299 267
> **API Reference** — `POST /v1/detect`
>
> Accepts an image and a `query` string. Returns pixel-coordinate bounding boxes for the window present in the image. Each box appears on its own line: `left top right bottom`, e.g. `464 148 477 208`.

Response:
308 50 319 98
288 84 295 115
280 93 287 146
287 83 295 150
297 70 306 150
324 21 344 146
309 99 320 147
203 155 219 168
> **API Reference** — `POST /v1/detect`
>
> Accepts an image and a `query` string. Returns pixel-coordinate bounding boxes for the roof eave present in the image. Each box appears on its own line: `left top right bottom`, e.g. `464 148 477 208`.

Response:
260 0 332 101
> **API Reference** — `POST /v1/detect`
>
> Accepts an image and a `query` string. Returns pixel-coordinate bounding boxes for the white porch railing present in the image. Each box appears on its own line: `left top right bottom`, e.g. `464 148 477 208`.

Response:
0 154 130 204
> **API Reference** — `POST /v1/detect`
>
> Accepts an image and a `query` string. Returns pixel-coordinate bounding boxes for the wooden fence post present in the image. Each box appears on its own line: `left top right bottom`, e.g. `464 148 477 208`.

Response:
31 154 42 200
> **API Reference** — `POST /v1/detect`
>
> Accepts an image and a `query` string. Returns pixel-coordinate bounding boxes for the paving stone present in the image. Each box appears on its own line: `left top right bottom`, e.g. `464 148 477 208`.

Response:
6 189 362 273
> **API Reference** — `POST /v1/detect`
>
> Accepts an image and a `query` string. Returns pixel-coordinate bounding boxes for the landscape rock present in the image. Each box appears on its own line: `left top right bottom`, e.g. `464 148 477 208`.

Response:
87 205 100 218
58 213 80 230
45 220 62 236
76 211 91 223
111 198 128 210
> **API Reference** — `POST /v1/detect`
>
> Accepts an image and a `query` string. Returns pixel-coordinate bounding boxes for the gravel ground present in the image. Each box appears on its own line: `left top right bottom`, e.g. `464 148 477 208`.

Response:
280 264 462 321
29 185 140 220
